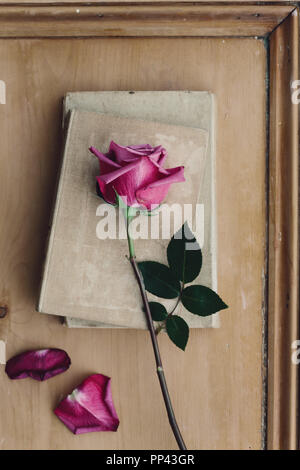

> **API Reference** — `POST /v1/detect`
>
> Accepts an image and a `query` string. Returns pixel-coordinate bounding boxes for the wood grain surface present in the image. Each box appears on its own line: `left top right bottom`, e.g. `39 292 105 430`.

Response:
0 4 294 37
0 0 291 4
268 10 299 450
0 35 266 449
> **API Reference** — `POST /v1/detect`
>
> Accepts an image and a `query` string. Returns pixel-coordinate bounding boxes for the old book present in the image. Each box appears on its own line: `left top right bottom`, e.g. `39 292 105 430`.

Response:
62 91 217 329
38 92 217 329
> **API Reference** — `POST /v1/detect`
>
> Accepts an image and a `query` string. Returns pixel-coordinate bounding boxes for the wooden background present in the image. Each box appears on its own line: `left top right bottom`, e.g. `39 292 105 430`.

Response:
0 16 267 449
0 0 288 3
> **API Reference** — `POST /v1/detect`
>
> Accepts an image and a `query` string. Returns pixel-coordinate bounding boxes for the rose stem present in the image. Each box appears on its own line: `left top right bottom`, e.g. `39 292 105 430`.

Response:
155 286 184 335
126 211 187 451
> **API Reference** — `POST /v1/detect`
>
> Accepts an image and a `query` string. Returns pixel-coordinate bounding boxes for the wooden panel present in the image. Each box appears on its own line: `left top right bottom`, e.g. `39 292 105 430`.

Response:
0 0 292 4
0 4 294 37
268 10 299 450
0 36 266 450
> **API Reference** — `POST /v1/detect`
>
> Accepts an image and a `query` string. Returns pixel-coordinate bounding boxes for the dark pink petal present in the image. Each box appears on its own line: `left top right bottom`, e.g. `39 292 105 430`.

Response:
54 374 119 434
99 156 160 207
90 146 121 205
149 156 169 174
99 159 140 185
96 176 116 206
147 145 165 162
128 144 152 150
158 147 168 166
109 141 143 163
115 156 159 207
89 146 120 169
5 348 71 381
109 141 164 162
127 145 163 160
136 166 185 209
97 159 141 206
148 166 185 189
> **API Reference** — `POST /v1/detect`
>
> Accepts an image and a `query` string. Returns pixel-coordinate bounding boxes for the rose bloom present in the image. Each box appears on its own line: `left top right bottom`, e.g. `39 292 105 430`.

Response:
90 142 185 210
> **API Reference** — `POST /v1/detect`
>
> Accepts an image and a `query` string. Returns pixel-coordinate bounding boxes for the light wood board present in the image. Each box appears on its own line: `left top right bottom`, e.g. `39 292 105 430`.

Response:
268 11 299 450
0 37 266 449
0 0 290 3
0 5 293 37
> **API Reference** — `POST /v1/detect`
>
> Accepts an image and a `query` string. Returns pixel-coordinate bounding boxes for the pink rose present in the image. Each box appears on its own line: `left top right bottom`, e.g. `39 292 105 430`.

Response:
90 142 185 210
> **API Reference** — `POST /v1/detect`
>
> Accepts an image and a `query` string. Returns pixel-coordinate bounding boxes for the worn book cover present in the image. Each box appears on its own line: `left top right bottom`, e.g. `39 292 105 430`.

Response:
38 92 217 329
62 91 217 329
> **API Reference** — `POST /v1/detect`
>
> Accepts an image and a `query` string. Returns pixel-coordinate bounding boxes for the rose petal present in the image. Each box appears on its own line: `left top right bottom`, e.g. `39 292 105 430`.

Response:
54 374 119 434
98 159 140 185
128 144 152 150
96 159 141 206
5 348 71 381
158 147 168 166
136 166 185 209
109 141 142 163
90 147 121 205
98 156 160 207
89 146 120 169
96 177 116 206
148 165 185 188
109 141 155 163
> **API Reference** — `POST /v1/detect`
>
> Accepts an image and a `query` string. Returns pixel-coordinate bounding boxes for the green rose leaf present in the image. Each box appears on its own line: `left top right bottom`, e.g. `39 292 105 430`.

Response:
166 315 189 351
181 285 228 316
148 302 168 321
138 261 181 299
167 222 202 283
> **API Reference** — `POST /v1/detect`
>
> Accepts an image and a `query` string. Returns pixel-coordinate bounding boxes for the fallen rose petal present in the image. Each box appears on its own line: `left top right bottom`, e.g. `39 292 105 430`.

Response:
5 348 71 381
54 374 119 434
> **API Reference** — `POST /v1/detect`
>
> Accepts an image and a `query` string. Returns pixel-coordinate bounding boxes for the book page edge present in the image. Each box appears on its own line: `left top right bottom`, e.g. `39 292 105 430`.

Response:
37 110 76 313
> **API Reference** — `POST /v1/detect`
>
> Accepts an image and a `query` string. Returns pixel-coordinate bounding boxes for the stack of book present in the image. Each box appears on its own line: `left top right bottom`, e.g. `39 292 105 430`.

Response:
38 91 218 329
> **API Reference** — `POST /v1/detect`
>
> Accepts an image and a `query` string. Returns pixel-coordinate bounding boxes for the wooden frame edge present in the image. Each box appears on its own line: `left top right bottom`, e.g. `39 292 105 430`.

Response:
0 1 298 450
268 8 299 450
0 4 295 37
